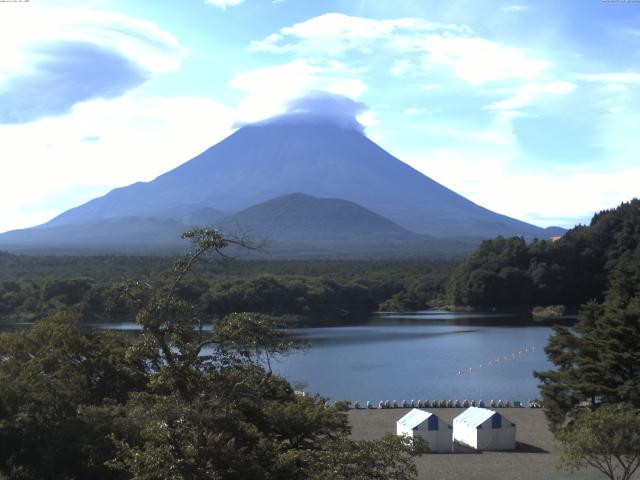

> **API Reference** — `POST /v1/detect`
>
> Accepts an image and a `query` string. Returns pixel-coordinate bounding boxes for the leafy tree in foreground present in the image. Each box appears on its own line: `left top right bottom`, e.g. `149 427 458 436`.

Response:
307 434 424 480
110 228 422 479
0 228 423 479
558 404 640 480
0 313 147 479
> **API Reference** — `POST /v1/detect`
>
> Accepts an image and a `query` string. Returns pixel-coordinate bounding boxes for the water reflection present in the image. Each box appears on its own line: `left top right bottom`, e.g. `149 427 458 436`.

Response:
272 311 555 403
288 327 479 347
0 310 558 404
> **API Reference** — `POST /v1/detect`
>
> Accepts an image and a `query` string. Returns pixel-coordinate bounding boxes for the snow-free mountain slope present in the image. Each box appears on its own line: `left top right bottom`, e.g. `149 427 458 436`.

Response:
217 192 415 240
42 116 554 238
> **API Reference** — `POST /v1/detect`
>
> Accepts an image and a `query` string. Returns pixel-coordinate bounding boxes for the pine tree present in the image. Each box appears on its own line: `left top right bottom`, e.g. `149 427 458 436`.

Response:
535 243 640 429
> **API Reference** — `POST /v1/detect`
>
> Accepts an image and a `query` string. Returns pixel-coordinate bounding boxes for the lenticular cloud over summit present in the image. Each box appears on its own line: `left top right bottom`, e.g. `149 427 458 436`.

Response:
243 91 368 134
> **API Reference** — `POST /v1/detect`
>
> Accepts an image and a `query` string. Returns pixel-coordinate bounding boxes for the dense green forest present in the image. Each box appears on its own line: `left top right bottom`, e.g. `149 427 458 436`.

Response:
0 254 455 323
447 199 640 308
0 230 424 479
3 200 639 323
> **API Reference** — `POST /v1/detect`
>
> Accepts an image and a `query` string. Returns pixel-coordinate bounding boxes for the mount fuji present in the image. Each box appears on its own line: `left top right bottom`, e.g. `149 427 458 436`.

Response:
0 109 563 256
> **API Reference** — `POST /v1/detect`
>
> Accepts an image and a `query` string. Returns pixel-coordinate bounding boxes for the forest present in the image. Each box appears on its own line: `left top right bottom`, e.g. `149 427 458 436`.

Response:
1 200 639 324
447 199 640 309
0 254 455 323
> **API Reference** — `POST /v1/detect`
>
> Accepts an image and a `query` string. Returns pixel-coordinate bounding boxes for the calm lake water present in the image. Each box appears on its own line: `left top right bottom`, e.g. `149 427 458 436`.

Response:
1 310 557 404
271 311 555 404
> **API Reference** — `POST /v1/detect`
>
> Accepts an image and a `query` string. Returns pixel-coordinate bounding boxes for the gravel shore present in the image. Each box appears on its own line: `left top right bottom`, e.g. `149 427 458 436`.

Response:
348 408 609 480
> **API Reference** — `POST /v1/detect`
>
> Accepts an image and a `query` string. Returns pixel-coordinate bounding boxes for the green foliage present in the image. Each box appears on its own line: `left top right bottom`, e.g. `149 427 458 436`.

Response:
531 304 566 320
558 404 640 480
0 253 456 322
448 199 640 307
0 228 423 479
307 434 424 480
534 263 640 429
0 313 147 479
535 217 640 432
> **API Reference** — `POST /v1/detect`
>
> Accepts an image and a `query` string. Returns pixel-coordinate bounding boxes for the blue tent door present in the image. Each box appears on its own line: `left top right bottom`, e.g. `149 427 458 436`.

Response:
428 415 439 431
491 414 502 429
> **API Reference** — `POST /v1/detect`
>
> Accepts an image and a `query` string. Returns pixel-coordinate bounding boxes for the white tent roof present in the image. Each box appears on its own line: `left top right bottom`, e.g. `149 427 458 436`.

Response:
453 407 498 428
397 409 432 429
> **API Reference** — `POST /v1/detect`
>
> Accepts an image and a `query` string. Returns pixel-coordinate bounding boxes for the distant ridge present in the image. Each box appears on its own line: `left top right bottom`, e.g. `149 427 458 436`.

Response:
0 193 480 257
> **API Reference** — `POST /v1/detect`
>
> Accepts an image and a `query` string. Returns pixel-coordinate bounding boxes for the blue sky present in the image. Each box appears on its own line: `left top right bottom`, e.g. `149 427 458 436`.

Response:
1 0 639 233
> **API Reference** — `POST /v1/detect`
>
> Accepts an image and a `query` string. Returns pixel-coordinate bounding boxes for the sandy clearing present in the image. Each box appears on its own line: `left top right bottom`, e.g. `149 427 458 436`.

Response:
348 408 615 480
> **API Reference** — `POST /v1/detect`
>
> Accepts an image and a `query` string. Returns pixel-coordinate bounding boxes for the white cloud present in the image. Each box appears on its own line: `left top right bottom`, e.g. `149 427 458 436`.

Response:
574 72 640 84
0 95 235 232
418 35 548 85
601 83 628 93
206 0 245 8
251 13 548 86
500 5 530 12
0 7 186 82
390 59 415 77
250 12 471 55
0 6 187 125
403 107 426 116
419 83 442 92
486 81 576 112
229 59 367 124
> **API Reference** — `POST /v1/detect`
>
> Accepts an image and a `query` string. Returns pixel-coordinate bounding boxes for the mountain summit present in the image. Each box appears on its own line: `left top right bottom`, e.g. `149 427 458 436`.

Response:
0 113 562 255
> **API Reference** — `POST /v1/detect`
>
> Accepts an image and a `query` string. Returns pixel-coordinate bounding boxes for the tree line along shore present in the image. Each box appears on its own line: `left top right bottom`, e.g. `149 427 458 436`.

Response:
2 200 638 325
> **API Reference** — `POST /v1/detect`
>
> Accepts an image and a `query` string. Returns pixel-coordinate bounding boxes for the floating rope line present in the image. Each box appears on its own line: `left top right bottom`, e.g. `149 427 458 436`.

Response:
457 345 537 376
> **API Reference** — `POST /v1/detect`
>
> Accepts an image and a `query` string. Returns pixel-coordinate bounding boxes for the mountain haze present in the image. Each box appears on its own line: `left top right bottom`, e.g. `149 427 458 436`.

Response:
0 217 190 254
40 117 554 238
0 113 563 255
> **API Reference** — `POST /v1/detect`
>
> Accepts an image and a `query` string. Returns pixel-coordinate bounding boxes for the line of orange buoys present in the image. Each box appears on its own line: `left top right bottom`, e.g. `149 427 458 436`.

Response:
457 346 536 376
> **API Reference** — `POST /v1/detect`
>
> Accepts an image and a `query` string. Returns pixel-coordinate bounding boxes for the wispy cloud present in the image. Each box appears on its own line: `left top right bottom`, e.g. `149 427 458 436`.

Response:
250 13 471 55
573 72 640 84
486 81 576 113
418 34 548 85
500 5 530 12
0 8 186 124
403 107 425 116
205 0 245 8
0 41 149 124
251 13 548 86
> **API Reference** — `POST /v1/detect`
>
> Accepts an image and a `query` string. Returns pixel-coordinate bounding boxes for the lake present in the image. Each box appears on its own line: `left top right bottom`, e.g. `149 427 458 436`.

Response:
271 311 556 405
0 310 557 404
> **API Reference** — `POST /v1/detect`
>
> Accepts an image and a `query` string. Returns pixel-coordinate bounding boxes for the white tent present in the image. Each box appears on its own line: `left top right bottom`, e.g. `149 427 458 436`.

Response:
452 406 516 451
396 409 452 453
